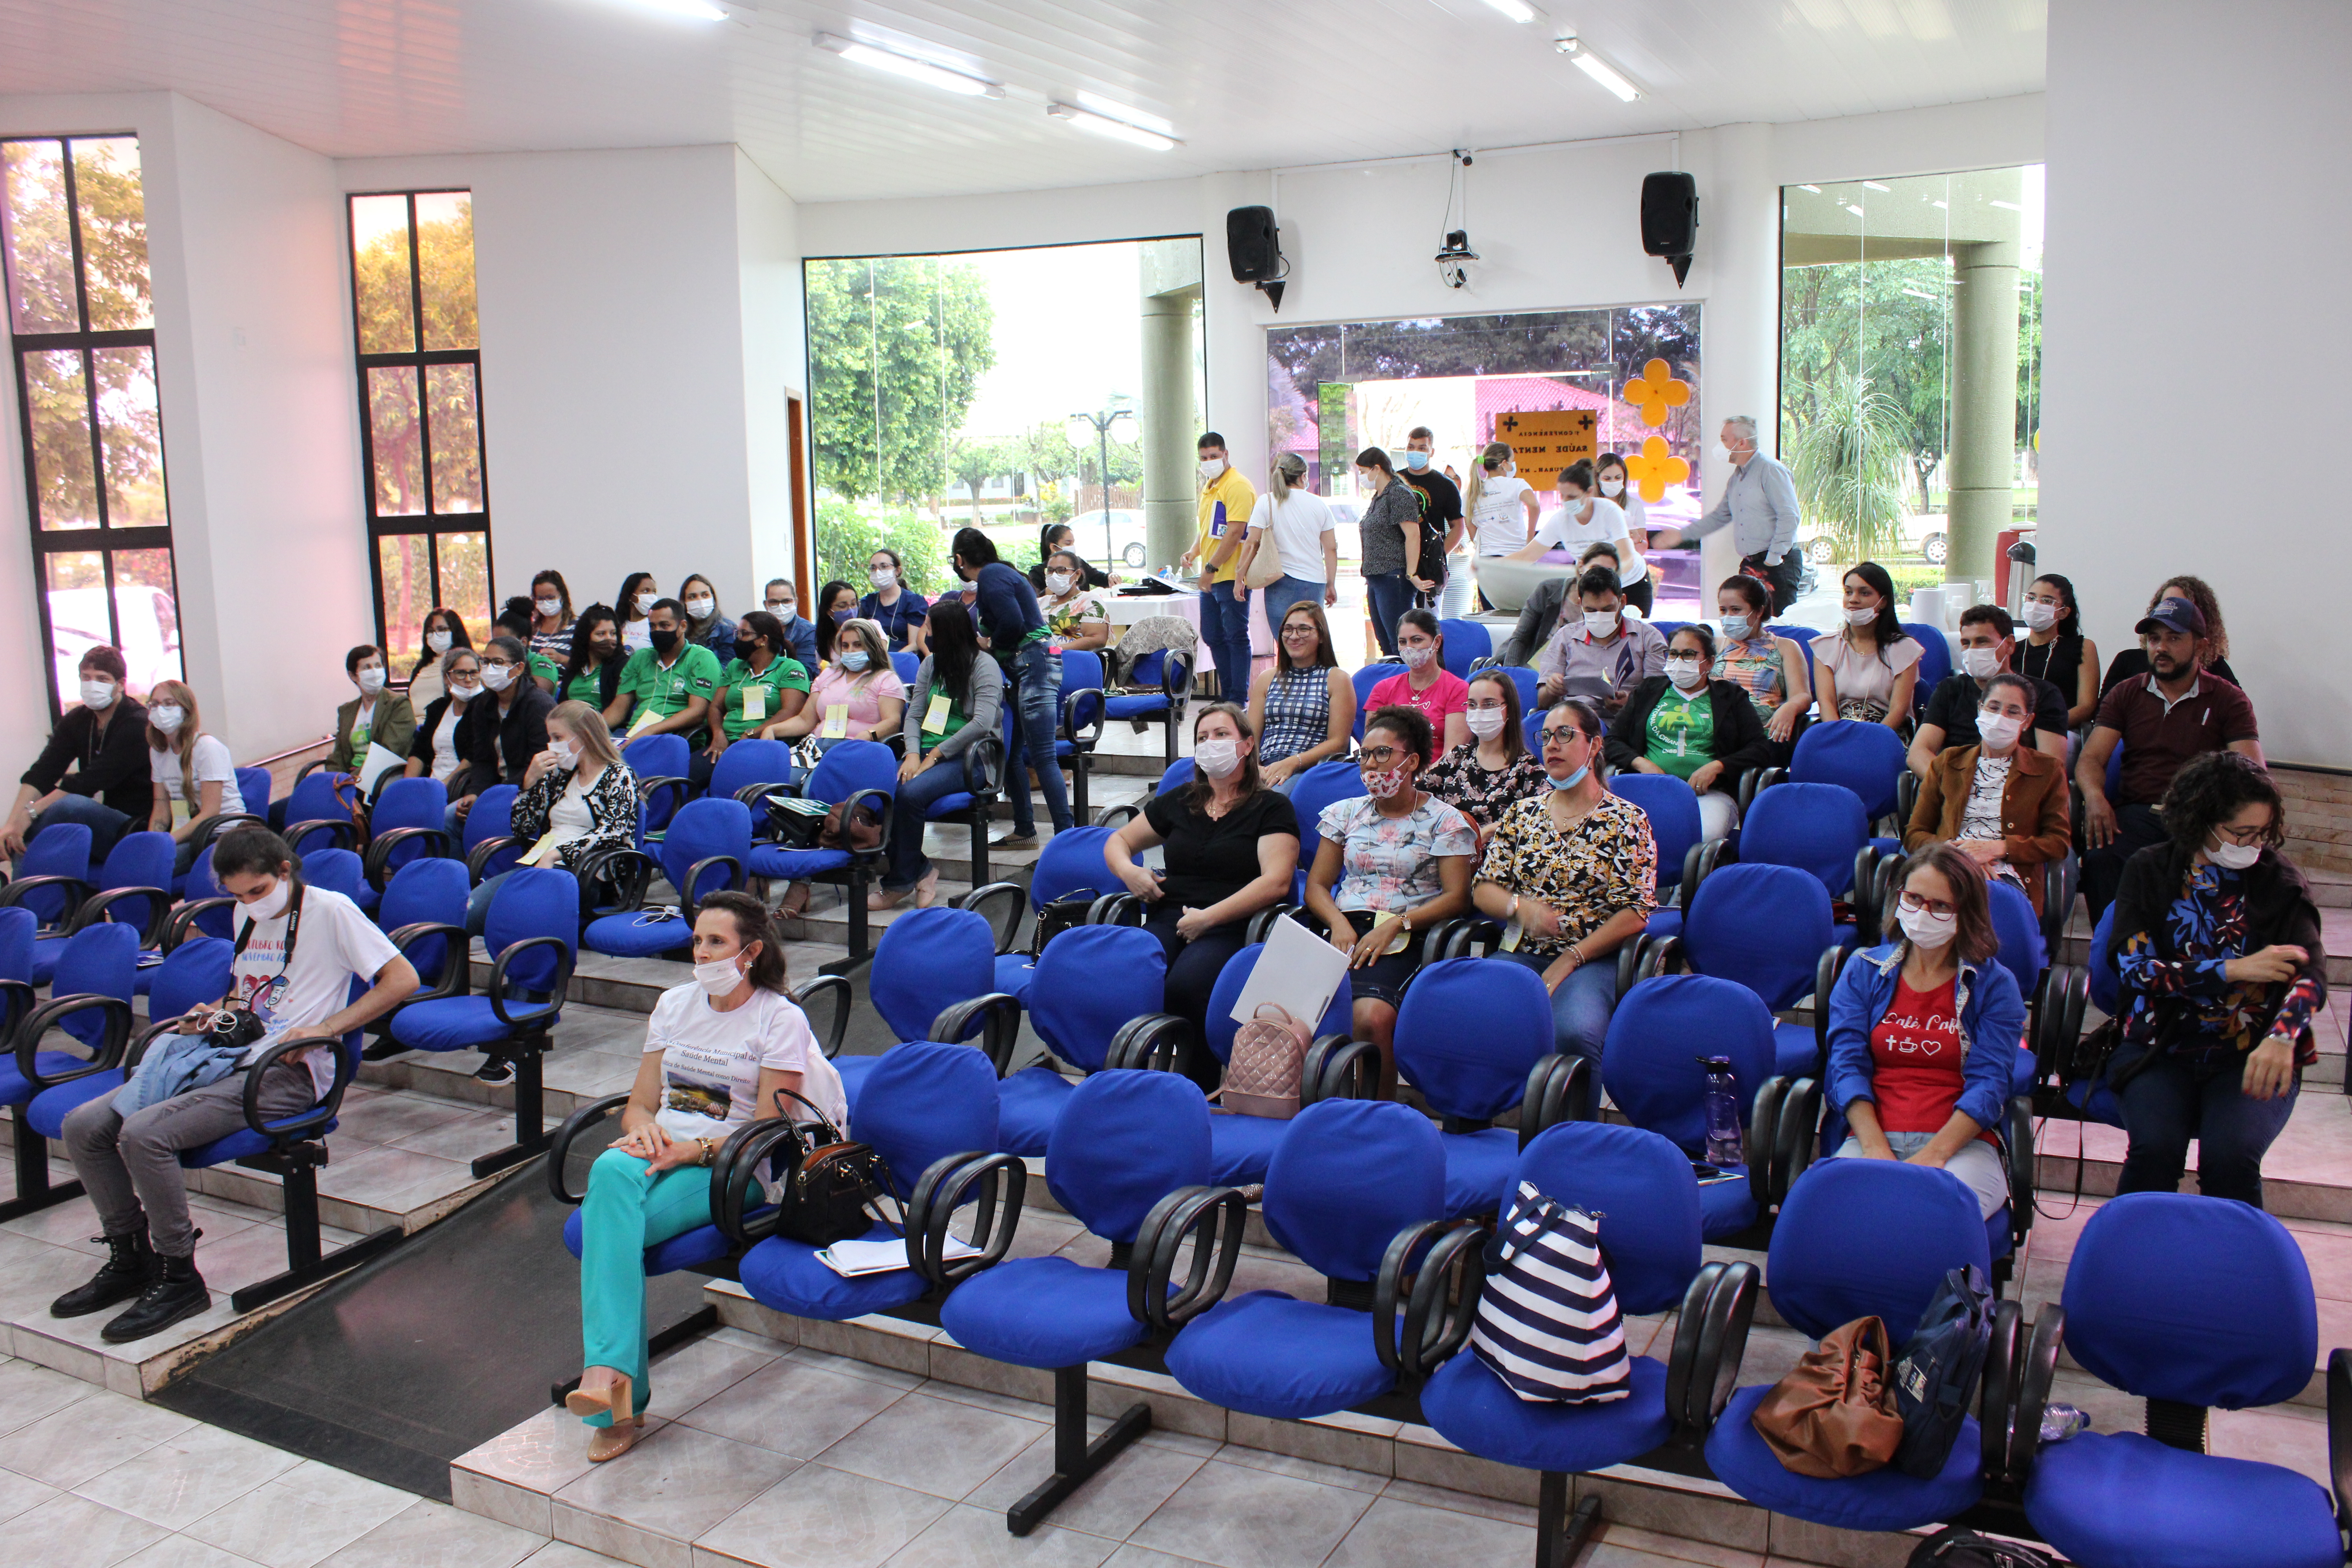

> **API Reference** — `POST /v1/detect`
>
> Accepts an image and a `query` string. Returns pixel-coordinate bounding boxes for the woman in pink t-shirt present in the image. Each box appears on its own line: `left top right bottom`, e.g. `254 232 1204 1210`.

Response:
1366 609 1470 758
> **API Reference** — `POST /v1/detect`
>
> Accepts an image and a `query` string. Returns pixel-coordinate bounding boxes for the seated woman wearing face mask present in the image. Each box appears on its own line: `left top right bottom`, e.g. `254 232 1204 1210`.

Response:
1364 610 1471 756
1605 624 1774 844
466 701 639 941
1904 672 2071 920
329 644 414 777
616 572 659 654
142 681 247 877
1710 575 1811 769
404 647 484 794
1103 704 1300 1042
1036 550 1112 653
1822 844 2023 1220
564 891 845 1463
1420 669 1549 851
407 607 472 711
858 550 930 655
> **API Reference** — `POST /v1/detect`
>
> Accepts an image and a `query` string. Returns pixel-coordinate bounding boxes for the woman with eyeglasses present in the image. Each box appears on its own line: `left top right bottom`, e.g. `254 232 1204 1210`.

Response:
1904 671 2071 916
1822 843 2023 1218
1605 624 1774 843
2107 753 2326 1210
760 579 822 672
1421 670 1548 849
1247 602 1354 795
858 549 930 654
1303 705 1476 1094
1469 699 1656 1061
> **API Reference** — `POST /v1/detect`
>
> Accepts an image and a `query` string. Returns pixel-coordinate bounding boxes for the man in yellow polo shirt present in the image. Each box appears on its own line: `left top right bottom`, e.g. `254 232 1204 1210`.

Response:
1178 430 1258 699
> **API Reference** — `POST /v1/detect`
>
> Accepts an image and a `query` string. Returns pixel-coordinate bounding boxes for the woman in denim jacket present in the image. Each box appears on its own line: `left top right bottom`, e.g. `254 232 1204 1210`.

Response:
1824 843 2024 1218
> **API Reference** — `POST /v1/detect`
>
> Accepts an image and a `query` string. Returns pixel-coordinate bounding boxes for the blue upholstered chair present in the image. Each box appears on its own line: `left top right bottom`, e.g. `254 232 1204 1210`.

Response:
1392 957 1570 1218
745 739 896 975
992 825 1127 1000
706 739 799 806
20 830 174 986
1985 879 2047 1097
363 857 473 1056
1740 781 1873 906
1103 647 1193 766
622 733 693 844
1438 619 1492 678
22 936 236 1170
974 924 1168 1158
280 770 361 856
2020 1194 2343 1568
581 797 751 958
1788 717 1907 833
1350 662 1400 740
0 920 138 1221
1902 623 1954 693
1646 862 1848 1078
1608 773 1705 941
1287 759 1369 905
1601 975 1777 1240
1054 650 1108 824
461 784 523 883
860 906 997 1111
0 820 93 928
360 775 454 895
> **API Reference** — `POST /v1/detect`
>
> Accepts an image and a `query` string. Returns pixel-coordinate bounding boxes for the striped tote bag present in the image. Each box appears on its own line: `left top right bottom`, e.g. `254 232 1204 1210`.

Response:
1468 1181 1633 1404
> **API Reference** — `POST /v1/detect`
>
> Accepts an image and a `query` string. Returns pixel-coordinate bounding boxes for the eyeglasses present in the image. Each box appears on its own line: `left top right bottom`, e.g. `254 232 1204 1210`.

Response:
1897 891 1957 918
1978 703 2030 720
1280 624 1319 639
1539 726 1589 746
1359 746 1404 768
1463 700 1507 712
2214 822 2269 846
481 657 515 670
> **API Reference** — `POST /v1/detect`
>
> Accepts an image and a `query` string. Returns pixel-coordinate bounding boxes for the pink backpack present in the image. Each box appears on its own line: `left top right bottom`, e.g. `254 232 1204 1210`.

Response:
1222 1004 1312 1118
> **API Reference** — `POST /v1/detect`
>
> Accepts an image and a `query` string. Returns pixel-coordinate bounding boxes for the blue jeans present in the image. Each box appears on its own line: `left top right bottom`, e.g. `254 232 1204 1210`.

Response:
466 869 516 936
31 792 134 863
1493 949 1620 1062
1199 580 1256 702
2115 1044 2301 1209
1003 641 1071 837
1363 572 1419 658
1259 575 1323 645
884 748 987 892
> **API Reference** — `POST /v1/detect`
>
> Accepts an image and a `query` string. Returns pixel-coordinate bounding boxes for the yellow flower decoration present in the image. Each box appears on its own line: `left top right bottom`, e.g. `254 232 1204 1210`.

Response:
1621 436 1690 504
1623 358 1691 428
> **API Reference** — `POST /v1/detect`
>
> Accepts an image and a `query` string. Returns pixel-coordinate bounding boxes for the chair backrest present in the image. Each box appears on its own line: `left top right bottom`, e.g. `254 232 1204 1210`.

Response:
1900 625 1953 692
1437 619 1491 678
658 798 752 904
18 821 93 923
96 831 175 933
871 907 995 1041
1392 957 1555 1122
2062 1193 2316 1409
1029 825 1119 912
622 732 690 782
283 772 357 854
851 1041 1002 1200
180 846 235 941
53 922 138 1030
1127 648 1169 690
301 848 366 902
1156 758 1196 796
1482 664 1540 720
464 784 518 850
1985 879 2045 999
1201 943 1352 1066
1607 774 1704 897
371 775 448 833
1350 662 1399 739
377 857 470 985
1523 708 1547 756
1263 1100 1445 1281
2086 903 2120 1016
1515 1122 1705 1315
1044 1068 1210 1244
1029 925 1167 1073
0 905 32 982
148 935 233 1021
2104 737 2125 800
708 739 797 802
1789 722 1906 823
1060 651 1106 732
1766 623 1819 652
1601 975 1777 1154
1649 619 1688 646
484 867 578 995
803 739 897 809
1289 758 1369 875
235 766 273 815
890 650 922 686
1770 1157 1991 1343
1740 782 1868 898
1682 862 1835 1012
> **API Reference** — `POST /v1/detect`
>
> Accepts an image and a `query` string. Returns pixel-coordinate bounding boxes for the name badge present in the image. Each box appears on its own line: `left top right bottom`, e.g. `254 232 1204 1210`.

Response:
922 693 951 734
525 831 560 867
740 684 766 723
169 799 191 827
822 704 849 739
626 706 662 739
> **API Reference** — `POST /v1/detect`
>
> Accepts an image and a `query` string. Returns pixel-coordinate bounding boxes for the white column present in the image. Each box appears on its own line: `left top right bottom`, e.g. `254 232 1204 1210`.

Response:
1697 123 1780 595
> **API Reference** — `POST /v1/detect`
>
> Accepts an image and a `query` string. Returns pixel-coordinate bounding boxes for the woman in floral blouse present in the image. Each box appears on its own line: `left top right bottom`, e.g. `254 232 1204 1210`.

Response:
1303 704 1475 1094
1471 698 1656 1061
465 700 640 935
1036 549 1111 652
1420 669 1549 849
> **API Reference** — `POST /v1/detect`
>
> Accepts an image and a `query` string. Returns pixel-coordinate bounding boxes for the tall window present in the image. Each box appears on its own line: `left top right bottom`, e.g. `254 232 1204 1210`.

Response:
348 191 489 676
1 135 180 712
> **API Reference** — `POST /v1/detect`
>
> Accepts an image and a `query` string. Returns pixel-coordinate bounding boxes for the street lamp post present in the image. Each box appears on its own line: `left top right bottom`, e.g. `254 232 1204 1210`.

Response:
1067 405 1135 576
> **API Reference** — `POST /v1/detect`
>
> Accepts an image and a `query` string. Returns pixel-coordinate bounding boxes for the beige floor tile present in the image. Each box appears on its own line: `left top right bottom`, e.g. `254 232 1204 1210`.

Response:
386 1108 527 1163
312 1144 477 1212
0 1463 60 1524
817 1391 1048 1501
1209 1444 1386 1497
693 1463 951 1568
75 1423 302 1529
1586 1519 1771 1568
0 1354 99 1437
454 1404 604 1499
121 1537 272 1567
182 1458 416 1568
517 1544 640 1568
552 1422 797 1545
1125 1458 1376 1568
1322 1494 1537 1568
963 1428 1209 1541
676 1349 913 1457
330 1092 478 1147
2210 1401 2331 1485
1102 1546 1221 1568
643 1332 780 1416
0 1231 108 1323
317 1496 545 1568
880 1502 1119 1568
8 1491 171 1568
1376 1476 1538 1527
0 1388 198 1489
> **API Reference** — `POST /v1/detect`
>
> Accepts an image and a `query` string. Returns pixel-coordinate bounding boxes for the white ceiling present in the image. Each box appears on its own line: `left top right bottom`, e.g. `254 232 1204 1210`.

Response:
0 0 2046 203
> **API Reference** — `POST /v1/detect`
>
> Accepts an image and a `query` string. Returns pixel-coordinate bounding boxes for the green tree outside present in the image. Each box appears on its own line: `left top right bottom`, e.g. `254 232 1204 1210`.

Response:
806 257 996 505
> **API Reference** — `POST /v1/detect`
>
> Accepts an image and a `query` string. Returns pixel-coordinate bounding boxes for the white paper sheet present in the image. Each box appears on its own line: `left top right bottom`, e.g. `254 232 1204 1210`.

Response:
816 1234 981 1278
1228 911 1348 1032
357 741 405 797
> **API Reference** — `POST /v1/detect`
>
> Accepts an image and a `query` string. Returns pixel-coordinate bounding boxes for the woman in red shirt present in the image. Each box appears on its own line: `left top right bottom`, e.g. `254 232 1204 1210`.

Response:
1367 609 1470 757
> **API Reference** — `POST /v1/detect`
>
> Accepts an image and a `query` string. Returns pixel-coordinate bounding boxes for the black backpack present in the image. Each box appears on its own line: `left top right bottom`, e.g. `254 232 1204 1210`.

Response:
1906 1527 2056 1567
1890 1264 1995 1477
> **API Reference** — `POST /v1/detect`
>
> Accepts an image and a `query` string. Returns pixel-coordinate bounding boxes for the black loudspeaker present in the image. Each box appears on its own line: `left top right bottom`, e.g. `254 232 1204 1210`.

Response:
1227 206 1279 282
1640 172 1698 287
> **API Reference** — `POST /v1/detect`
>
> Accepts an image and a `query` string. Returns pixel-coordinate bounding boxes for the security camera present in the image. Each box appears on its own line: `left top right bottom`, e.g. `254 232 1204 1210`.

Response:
1436 228 1478 289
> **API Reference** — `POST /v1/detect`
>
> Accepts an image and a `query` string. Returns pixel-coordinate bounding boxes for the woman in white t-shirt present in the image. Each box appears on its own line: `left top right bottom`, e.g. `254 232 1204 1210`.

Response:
568 891 845 1462
142 680 246 876
405 647 482 792
1464 441 1541 558
1243 452 1340 641
1512 459 1650 615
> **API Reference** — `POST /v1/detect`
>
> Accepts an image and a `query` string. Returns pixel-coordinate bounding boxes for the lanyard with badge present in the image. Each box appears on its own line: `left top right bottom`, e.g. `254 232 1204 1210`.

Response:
233 879 304 1018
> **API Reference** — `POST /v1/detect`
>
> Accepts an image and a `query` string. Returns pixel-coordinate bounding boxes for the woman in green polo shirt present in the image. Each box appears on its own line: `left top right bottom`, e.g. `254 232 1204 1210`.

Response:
563 606 626 710
701 611 809 785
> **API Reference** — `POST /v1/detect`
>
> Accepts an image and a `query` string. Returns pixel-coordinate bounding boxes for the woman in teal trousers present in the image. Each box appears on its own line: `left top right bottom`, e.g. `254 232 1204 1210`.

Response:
564 890 846 1461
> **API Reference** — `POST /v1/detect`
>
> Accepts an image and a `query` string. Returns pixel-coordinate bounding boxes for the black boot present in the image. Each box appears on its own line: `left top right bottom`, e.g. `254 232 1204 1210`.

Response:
102 1252 211 1343
51 1229 156 1318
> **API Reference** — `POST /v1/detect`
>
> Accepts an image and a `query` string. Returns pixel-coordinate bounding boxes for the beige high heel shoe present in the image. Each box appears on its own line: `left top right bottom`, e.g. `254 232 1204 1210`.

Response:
568 1373 645 1462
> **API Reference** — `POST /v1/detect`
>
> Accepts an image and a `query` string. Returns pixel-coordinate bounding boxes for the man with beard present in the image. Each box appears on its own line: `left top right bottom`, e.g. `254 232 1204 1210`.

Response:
2076 597 2264 918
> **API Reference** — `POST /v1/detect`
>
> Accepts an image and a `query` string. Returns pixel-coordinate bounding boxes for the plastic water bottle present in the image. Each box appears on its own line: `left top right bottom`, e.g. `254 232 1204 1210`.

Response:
1698 1056 1744 1168
2039 1403 2090 1443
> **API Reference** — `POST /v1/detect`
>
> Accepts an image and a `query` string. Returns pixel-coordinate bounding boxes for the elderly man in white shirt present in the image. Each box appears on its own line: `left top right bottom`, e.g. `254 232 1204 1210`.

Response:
1651 415 1805 613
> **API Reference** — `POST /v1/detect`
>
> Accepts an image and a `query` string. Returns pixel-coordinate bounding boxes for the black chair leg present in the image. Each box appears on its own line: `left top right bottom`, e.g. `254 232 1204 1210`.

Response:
1072 762 1090 827
228 1147 405 1312
470 1041 553 1178
824 869 876 977
1535 1471 1600 1568
970 808 991 889
0 1113 83 1223
1006 1364 1151 1536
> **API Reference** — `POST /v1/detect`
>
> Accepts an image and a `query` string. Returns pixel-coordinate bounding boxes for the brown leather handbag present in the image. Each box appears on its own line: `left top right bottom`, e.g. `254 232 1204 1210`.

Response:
1749 1315 1906 1478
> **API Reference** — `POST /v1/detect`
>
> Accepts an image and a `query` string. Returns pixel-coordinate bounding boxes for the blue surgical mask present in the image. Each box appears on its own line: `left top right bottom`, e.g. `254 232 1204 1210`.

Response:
1401 449 1431 471
1548 764 1591 792
1721 615 1752 640
840 650 871 672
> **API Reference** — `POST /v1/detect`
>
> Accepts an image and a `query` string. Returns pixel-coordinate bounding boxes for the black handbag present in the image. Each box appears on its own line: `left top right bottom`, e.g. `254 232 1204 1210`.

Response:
768 1087 895 1247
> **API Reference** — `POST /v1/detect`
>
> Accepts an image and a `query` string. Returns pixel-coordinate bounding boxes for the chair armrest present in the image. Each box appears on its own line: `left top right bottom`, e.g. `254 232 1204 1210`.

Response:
840 786 897 856
1060 686 1105 749
1852 845 1887 944
1811 942 1852 1073
1519 1054 1593 1147
789 974 852 1059
1615 935 1650 1002
487 936 575 1030
1096 804 1141 833
364 826 457 890
466 835 519 881
125 1011 188 1074
1979 1299 2022 1484
636 774 691 814
2007 1307 2067 1482
709 1116 800 1246
1746 1076 1792 1203
1426 917 1502 963
681 853 747 903
186 812 265 862
384 921 472 1003
1103 1013 1197 1075
14 993 136 1089
929 993 1024 1077
1377 1217 1488 1381
1774 1077 1825 1205
964 732 1007 800
1301 1036 1376 1105
68 884 175 949
574 846 659 922
285 818 359 852
1637 935 1683 981
295 757 336 784
1895 770 1920 829
0 978 37 1042
1085 891 1143 927
1131 1183 1248 1333
1664 1259 1760 1435
2330 1348 2352 1536
907 1150 1027 1287
164 896 238 952
2041 853 2078 953
2004 1096 2036 1249
545 1093 633 1204
0 875 96 925
1241 904 1298 945
241 1033 352 1140
1162 650 1193 700
949 881 1027 953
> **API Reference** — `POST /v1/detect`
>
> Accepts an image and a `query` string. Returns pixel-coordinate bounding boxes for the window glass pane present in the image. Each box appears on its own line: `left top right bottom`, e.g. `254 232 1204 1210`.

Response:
350 194 416 356
434 531 491 633
1 139 78 334
414 191 477 351
26 347 99 529
111 547 181 697
43 549 108 702
93 345 167 526
426 363 483 512
368 365 424 515
70 137 151 332
377 534 432 672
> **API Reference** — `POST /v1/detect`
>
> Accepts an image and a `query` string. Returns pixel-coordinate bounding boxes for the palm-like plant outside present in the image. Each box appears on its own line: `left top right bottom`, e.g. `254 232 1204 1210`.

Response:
1789 366 1911 563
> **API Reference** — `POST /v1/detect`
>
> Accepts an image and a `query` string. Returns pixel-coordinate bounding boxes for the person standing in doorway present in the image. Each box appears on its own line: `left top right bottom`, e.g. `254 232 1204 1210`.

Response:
1179 432 1259 701
1651 416 1803 615
1399 428 1467 621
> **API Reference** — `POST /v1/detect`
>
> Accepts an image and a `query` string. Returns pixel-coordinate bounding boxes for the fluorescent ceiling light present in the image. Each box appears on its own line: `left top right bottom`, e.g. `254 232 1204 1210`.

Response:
813 33 1003 97
1555 37 1642 100
1863 180 1890 191
1844 203 1864 216
1798 184 1821 193
1989 198 2022 210
1484 0 1541 21
623 0 729 17
1047 102 1179 150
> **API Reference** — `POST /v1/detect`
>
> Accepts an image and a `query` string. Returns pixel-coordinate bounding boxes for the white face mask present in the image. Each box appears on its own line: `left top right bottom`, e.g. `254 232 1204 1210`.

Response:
692 955 746 998
635 592 659 615
245 878 291 921
478 662 514 692
1599 477 1625 497
1898 903 1958 949
1720 614 1753 641
869 568 895 590
1044 571 1073 595
1844 605 1880 628
545 737 578 769
356 666 387 694
535 597 562 617
148 703 185 734
1401 644 1435 671
1582 610 1619 638
1200 456 1227 481
2209 837 2262 871
684 595 714 619
448 679 481 701
1976 711 2024 750
1501 462 1517 478
1960 646 2003 680
426 630 453 654
1665 656 1705 691
2022 601 2060 632
839 649 870 672
1464 706 1506 740
80 677 118 711
1194 737 1242 779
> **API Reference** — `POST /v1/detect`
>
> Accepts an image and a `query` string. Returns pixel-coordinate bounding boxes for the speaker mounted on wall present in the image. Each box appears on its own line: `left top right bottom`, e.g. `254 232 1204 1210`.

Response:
1640 172 1699 287
1226 205 1288 310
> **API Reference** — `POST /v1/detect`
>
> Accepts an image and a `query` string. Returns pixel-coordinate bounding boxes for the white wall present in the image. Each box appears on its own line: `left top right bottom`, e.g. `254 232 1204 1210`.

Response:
735 150 806 596
2040 1 2349 766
